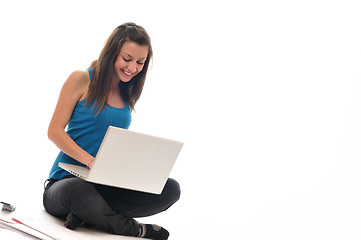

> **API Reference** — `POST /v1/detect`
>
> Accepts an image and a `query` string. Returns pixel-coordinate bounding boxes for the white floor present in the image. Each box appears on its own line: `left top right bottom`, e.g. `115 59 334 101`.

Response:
0 202 145 240
2 1 361 240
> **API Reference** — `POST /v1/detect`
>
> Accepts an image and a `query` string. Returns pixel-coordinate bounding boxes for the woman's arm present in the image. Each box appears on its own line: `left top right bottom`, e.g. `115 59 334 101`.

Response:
48 70 95 168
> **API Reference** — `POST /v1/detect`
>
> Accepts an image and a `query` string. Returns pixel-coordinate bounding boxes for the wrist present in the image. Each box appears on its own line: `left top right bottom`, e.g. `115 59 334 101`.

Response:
81 153 94 168
87 158 94 168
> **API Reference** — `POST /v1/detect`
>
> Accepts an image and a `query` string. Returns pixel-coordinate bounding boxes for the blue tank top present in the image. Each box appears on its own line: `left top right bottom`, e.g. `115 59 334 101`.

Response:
48 69 132 180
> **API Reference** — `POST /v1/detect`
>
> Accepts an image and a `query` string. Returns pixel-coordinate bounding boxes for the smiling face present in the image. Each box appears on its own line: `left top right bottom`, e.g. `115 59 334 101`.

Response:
113 41 149 83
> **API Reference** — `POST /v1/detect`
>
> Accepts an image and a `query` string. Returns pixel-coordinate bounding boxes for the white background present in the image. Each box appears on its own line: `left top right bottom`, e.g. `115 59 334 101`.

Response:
1 0 361 239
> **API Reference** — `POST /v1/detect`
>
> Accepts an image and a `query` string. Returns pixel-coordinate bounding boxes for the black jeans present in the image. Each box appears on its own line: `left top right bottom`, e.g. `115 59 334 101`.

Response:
43 176 180 236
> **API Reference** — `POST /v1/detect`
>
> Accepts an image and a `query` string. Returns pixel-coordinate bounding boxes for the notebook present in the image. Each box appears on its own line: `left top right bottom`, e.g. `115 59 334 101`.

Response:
59 126 183 194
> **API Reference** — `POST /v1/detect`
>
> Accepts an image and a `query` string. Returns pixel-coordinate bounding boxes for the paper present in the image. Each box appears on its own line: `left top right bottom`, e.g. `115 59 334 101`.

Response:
0 218 55 240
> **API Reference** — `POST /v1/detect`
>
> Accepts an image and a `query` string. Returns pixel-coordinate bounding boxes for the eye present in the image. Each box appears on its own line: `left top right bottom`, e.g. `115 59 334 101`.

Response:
137 61 145 65
123 57 131 62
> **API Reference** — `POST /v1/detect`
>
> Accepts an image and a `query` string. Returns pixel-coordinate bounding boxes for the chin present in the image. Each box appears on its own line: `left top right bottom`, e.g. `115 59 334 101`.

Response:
117 73 133 83
120 79 132 83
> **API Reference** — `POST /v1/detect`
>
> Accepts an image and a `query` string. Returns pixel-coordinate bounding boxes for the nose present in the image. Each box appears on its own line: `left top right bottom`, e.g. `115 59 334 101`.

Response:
127 61 137 73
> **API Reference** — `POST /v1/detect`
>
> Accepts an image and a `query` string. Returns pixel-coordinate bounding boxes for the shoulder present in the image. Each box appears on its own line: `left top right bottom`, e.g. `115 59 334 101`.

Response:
61 70 90 101
67 70 90 86
65 70 90 91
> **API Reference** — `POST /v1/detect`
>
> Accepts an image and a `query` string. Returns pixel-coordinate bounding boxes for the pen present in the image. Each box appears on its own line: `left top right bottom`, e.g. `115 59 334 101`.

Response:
0 218 43 240
12 218 58 240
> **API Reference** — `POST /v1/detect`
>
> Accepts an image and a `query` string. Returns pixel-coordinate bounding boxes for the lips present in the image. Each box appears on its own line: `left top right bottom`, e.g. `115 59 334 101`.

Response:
122 69 133 76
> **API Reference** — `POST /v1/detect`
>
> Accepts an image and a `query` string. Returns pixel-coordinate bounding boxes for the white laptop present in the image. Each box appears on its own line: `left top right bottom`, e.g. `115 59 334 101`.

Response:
59 126 183 194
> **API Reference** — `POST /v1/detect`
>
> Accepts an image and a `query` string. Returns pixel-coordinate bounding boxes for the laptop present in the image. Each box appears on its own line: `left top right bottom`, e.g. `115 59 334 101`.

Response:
59 126 183 194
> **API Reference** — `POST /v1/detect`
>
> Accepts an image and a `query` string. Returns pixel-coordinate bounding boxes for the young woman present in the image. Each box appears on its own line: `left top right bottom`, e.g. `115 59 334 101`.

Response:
43 23 180 240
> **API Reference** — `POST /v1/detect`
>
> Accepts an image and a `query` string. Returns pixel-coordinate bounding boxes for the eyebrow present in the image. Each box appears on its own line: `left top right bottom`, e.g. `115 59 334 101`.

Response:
123 53 147 60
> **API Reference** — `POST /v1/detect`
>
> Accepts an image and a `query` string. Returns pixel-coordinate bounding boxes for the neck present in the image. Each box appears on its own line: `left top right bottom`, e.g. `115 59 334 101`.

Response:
111 77 120 90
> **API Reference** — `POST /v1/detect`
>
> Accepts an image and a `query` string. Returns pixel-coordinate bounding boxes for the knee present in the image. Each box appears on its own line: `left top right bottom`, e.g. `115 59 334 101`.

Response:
164 178 181 204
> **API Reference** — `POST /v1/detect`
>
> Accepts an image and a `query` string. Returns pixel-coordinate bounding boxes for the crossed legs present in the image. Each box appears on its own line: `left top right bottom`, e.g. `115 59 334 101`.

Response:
43 177 180 236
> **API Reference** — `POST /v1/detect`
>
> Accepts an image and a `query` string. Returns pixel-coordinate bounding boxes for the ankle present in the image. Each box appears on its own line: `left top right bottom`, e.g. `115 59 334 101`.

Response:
137 223 169 240
64 213 84 230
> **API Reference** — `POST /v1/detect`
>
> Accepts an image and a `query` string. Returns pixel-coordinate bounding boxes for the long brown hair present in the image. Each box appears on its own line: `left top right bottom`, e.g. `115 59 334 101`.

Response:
87 22 153 113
